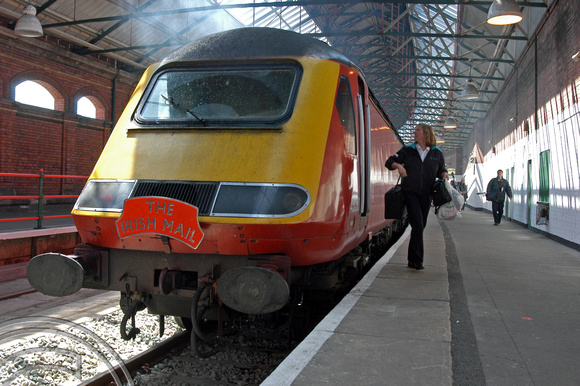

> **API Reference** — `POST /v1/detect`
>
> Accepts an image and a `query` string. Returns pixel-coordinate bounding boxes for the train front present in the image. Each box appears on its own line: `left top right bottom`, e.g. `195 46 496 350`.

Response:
27 28 361 328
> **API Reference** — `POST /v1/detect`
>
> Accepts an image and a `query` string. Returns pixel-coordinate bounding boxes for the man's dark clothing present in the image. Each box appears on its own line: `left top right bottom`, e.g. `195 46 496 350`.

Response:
457 181 467 209
486 177 513 224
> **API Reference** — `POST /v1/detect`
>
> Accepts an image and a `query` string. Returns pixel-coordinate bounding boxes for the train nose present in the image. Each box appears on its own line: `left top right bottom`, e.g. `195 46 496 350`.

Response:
217 266 290 314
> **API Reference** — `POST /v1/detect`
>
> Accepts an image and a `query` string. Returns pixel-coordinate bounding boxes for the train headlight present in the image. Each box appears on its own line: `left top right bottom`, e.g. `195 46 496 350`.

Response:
212 183 309 218
75 180 136 212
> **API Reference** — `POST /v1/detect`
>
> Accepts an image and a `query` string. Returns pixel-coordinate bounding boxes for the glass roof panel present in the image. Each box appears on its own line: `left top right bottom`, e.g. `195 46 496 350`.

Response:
400 4 458 143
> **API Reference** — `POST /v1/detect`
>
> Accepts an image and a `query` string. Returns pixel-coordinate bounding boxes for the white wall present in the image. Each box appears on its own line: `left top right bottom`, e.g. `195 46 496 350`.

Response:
463 95 580 245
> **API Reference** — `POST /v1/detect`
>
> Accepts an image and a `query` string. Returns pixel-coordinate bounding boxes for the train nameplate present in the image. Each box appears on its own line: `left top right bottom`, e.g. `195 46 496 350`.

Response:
115 197 204 249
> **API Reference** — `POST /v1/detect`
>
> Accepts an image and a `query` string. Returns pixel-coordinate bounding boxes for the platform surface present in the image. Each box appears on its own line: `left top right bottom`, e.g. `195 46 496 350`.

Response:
264 209 580 385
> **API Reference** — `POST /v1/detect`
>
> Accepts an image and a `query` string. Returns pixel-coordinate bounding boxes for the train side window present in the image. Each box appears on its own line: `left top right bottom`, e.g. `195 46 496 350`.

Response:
335 76 356 154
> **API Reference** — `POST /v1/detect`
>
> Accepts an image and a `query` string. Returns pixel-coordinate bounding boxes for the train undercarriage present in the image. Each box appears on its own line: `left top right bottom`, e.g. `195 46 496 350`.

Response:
27 217 407 356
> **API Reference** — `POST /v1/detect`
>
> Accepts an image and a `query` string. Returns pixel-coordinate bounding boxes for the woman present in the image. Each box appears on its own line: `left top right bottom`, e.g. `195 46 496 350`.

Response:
385 124 448 270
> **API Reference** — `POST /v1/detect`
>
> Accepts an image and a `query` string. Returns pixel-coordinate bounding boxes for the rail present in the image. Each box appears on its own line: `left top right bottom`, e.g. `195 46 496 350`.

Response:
0 170 87 229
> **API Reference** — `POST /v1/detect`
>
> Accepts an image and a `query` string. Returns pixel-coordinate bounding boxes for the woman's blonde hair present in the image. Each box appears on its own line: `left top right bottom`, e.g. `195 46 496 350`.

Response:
417 124 437 147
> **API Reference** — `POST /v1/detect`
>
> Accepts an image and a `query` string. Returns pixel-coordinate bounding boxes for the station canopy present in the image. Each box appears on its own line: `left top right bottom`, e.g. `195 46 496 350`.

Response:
0 0 550 151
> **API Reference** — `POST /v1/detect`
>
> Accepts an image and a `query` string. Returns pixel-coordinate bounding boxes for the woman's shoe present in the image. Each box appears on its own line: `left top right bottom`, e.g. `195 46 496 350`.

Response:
408 261 424 270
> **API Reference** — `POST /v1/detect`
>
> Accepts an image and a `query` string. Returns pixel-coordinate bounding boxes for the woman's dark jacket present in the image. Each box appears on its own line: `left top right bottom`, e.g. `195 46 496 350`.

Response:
486 177 512 202
385 142 447 195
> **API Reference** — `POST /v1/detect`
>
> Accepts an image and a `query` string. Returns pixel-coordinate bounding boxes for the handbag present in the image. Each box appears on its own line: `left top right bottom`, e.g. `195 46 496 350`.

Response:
385 177 405 219
432 178 452 208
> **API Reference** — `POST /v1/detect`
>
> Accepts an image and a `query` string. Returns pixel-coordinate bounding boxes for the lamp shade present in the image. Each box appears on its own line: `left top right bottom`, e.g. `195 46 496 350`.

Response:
14 4 43 37
487 0 522 25
461 80 480 100
443 116 457 129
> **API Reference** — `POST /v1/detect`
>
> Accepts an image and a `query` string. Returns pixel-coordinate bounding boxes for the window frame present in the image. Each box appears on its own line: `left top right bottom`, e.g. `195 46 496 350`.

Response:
335 75 357 154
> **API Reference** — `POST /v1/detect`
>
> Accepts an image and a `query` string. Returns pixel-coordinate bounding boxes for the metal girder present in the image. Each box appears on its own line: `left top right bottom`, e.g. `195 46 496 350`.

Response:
6 0 548 152
352 54 514 64
364 71 503 81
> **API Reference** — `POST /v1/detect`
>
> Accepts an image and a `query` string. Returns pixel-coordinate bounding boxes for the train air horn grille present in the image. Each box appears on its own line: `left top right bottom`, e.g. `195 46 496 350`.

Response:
131 181 219 215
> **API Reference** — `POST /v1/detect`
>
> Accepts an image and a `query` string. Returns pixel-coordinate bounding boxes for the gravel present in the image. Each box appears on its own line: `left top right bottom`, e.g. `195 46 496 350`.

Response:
0 307 289 385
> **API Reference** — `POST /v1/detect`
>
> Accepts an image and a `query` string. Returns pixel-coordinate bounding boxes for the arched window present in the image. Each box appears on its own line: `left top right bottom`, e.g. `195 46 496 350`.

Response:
77 96 97 118
74 93 107 120
15 80 55 109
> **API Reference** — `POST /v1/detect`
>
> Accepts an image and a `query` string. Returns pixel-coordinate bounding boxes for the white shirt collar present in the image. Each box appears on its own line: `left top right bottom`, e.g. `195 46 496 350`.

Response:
416 143 430 161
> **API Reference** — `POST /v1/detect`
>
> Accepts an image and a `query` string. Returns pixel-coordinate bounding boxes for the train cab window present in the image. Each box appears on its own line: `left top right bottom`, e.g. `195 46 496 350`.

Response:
136 64 301 127
335 76 356 154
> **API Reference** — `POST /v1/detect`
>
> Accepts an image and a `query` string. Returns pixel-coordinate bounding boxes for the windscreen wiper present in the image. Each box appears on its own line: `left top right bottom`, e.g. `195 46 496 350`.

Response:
160 94 207 126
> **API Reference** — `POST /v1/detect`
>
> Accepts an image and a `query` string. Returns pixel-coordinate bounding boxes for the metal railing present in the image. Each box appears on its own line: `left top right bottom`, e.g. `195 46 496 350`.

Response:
0 170 87 229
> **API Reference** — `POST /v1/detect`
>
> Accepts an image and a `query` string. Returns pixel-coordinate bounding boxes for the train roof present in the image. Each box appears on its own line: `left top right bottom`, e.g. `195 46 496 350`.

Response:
163 27 356 68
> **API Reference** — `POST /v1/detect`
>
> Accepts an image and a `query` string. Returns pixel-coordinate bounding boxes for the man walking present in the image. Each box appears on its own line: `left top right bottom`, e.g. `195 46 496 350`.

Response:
457 177 468 210
486 169 513 225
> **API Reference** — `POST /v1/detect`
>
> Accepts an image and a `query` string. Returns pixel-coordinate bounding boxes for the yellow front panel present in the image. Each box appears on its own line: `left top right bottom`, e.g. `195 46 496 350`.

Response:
87 58 340 224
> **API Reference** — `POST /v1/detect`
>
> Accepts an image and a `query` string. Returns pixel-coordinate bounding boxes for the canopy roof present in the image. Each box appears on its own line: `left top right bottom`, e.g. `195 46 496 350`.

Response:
0 0 550 150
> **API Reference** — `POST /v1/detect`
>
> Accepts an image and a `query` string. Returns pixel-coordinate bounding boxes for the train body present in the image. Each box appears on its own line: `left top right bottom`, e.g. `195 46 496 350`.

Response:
28 28 404 332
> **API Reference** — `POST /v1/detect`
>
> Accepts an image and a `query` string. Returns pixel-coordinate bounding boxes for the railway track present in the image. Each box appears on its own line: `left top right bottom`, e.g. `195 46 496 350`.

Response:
82 330 190 386
83 325 292 385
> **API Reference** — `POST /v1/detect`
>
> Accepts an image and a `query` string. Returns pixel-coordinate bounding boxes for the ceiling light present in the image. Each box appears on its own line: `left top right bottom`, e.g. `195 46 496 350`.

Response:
487 0 523 25
14 4 43 38
436 135 445 144
444 117 457 129
461 61 480 100
461 80 480 100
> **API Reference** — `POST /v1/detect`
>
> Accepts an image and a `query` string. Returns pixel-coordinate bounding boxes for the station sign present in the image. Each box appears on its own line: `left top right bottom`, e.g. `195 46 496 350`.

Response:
115 197 204 249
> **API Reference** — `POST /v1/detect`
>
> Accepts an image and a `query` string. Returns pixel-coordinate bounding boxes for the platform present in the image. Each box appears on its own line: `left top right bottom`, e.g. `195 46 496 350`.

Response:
263 209 580 385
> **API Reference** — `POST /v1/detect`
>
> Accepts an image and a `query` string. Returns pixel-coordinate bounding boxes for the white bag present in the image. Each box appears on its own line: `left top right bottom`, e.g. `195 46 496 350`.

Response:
437 201 462 220
450 186 465 211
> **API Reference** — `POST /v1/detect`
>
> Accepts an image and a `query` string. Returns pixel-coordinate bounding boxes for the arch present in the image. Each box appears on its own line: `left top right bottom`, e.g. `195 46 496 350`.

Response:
10 71 69 112
73 88 109 120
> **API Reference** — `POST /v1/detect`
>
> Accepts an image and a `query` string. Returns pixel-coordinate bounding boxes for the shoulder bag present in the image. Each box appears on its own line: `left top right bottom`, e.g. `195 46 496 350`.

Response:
432 178 452 208
385 177 405 219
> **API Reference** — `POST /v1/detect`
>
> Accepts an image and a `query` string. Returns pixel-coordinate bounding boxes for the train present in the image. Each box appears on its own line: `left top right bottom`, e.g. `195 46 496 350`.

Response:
27 27 405 348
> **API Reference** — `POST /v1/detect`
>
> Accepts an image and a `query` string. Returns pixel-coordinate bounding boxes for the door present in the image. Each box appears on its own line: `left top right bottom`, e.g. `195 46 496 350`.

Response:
357 78 370 216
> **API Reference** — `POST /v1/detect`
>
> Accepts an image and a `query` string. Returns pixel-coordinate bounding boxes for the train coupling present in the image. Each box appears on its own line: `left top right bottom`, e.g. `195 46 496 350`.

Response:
27 245 106 297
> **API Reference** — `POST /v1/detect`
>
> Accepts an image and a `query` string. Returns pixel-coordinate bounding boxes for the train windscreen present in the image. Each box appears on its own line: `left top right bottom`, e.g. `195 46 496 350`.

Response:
136 64 301 126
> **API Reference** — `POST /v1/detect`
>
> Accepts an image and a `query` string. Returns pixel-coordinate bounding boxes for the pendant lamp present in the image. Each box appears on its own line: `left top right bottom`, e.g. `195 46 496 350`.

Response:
462 80 480 100
487 0 522 25
14 4 43 37
461 61 480 100
443 116 457 129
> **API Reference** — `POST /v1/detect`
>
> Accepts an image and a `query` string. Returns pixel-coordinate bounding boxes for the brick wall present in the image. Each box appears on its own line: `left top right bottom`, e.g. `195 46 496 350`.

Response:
0 26 140 198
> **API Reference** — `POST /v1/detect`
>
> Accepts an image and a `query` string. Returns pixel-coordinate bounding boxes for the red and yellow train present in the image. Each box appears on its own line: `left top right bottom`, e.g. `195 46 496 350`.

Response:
28 27 404 342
